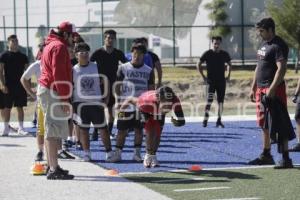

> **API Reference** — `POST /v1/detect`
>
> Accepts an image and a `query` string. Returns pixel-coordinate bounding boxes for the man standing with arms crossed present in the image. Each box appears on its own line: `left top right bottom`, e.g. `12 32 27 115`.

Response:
38 21 75 179
249 18 293 168
90 29 127 140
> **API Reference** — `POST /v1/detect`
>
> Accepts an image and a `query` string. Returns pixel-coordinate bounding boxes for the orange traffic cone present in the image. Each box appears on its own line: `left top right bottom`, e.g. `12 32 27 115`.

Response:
188 165 203 172
105 169 119 176
30 162 46 175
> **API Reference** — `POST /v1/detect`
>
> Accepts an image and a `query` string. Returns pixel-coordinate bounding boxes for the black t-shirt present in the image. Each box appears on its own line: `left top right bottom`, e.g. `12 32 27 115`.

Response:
256 36 289 87
0 51 28 90
200 49 231 82
90 47 127 83
148 51 160 64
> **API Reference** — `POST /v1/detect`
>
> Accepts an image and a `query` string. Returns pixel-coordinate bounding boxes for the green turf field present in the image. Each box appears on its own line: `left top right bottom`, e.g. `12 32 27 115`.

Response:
124 166 300 200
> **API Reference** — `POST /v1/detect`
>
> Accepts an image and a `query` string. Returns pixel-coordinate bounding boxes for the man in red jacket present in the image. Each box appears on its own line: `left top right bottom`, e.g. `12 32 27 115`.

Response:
37 21 75 180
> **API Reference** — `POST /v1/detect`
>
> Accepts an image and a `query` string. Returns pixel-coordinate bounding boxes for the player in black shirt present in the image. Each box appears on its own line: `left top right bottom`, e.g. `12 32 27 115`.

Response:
140 37 162 88
248 17 293 169
197 36 231 128
0 34 29 136
90 30 127 140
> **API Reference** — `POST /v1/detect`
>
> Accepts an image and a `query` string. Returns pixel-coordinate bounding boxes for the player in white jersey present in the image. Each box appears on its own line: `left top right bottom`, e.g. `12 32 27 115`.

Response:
72 42 114 162
110 43 155 162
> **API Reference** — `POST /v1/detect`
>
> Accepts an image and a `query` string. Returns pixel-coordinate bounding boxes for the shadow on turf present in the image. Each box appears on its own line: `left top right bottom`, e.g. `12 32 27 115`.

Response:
158 160 247 166
173 170 261 180
125 170 260 184
0 143 26 147
125 176 230 184
162 132 243 136
161 134 242 140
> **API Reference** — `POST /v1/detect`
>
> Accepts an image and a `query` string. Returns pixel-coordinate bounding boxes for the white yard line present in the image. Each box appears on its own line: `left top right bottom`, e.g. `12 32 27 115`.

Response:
151 177 205 183
174 186 230 192
211 198 262 200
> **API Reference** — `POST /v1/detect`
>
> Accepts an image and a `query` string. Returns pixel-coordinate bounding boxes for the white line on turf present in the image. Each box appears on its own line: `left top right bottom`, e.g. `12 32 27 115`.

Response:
211 198 262 200
120 164 300 175
174 186 230 192
152 177 205 183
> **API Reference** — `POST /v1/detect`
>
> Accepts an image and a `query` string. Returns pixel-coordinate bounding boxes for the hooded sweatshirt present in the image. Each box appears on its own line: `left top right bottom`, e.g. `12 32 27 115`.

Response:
39 30 72 101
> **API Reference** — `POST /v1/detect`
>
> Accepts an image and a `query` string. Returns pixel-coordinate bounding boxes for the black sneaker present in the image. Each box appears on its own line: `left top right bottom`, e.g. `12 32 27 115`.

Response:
288 143 300 152
203 119 208 127
32 119 37 128
274 158 294 169
58 150 75 159
216 119 224 128
63 140 74 149
46 165 69 175
47 168 74 180
248 154 275 165
91 129 98 141
35 151 44 161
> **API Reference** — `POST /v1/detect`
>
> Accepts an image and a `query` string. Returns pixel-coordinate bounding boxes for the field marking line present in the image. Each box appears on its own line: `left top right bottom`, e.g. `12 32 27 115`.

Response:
151 177 205 183
119 163 300 176
211 198 262 200
174 186 230 192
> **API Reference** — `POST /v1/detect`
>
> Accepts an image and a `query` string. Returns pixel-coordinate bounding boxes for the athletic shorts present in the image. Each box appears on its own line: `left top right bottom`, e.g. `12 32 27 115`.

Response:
206 80 226 103
294 98 300 121
73 102 107 130
101 84 115 107
141 113 165 134
0 89 27 109
37 86 69 139
255 84 287 127
37 101 45 136
117 111 143 131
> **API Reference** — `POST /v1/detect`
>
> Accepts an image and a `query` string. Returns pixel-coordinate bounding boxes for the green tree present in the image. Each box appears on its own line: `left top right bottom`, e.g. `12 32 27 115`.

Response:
248 8 268 51
204 0 231 38
267 0 300 72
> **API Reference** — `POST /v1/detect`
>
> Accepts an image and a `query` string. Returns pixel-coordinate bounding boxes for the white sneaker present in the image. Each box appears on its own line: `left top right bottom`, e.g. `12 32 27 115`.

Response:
108 149 122 163
17 128 29 136
105 151 114 162
132 148 143 162
110 134 115 140
9 125 18 133
82 152 91 162
143 154 153 168
151 155 159 167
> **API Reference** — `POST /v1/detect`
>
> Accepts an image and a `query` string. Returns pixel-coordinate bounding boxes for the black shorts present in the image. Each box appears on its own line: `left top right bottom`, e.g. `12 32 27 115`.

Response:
0 89 27 109
206 80 226 103
117 111 143 131
295 100 300 120
73 102 107 130
101 84 115 107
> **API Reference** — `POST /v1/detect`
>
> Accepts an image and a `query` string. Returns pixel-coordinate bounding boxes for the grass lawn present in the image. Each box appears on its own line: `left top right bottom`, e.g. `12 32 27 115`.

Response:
124 167 300 200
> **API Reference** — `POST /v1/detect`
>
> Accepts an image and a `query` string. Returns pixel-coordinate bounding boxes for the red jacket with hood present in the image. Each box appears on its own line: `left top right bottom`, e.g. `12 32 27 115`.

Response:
39 30 72 101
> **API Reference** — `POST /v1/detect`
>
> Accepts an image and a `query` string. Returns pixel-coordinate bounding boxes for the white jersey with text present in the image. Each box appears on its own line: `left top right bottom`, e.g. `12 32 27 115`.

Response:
117 62 153 112
72 62 102 103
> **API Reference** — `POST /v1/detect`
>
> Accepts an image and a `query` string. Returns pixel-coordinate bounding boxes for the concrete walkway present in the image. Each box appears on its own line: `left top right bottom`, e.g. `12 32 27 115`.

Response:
0 133 172 200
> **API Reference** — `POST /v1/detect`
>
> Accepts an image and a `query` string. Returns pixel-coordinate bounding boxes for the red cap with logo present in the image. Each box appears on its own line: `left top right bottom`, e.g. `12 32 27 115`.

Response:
58 21 75 33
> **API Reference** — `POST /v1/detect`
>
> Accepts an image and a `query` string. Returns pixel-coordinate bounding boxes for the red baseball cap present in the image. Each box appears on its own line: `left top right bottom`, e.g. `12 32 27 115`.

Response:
58 21 75 33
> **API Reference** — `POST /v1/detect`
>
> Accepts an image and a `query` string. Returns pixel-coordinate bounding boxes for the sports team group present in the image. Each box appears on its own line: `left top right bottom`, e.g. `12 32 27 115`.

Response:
0 17 300 180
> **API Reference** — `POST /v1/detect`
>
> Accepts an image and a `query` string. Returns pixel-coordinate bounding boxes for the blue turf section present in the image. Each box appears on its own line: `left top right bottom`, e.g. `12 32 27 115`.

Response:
69 120 300 173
